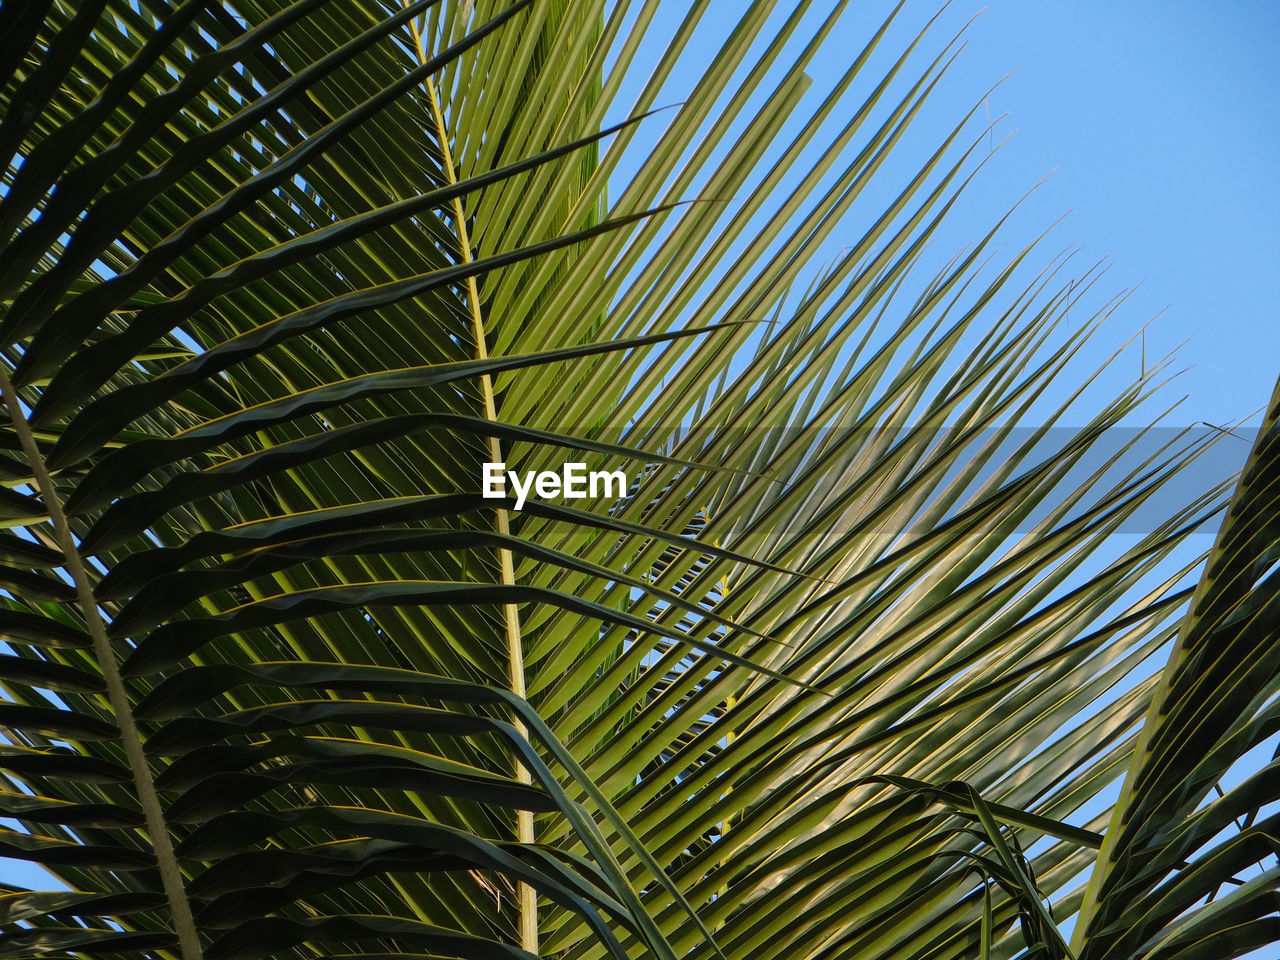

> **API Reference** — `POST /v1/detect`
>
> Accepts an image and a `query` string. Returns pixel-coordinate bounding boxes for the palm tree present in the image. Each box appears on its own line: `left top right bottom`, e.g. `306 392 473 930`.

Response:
0 2 1275 959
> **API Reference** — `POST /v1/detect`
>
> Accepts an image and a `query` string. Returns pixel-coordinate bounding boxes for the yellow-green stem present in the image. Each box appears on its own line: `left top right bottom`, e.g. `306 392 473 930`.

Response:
0 367 204 960
409 14 537 953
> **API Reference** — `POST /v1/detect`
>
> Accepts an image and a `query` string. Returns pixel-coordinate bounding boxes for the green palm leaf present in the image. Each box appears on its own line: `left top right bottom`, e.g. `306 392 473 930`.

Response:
1073 375 1280 960
0 3 1267 960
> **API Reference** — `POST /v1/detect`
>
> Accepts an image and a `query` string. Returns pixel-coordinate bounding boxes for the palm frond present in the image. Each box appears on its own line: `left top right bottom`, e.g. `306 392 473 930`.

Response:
0 3 1263 960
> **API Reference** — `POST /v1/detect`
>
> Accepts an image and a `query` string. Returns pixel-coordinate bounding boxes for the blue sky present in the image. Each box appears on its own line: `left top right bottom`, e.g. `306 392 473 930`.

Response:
907 0 1280 429
609 0 1278 450
600 0 1277 526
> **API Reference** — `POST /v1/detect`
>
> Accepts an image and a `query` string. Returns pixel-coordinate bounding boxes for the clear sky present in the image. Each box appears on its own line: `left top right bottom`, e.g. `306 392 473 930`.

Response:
610 0 1279 443
604 0 1280 513
898 0 1280 429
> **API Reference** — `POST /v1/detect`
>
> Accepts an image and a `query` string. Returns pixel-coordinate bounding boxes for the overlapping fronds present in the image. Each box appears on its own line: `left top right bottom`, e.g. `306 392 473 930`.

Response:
1073 377 1280 960
0 2 1266 960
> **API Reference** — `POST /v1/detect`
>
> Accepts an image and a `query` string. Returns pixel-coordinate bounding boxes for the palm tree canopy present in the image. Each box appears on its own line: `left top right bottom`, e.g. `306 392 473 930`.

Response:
0 3 1275 960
